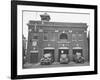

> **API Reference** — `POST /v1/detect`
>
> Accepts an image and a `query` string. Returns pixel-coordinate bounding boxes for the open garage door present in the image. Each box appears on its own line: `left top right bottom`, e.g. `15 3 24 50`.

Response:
72 47 83 62
58 47 69 62
43 47 55 62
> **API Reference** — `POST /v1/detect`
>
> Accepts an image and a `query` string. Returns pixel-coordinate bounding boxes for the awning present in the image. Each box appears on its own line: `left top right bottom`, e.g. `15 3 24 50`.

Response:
73 47 82 49
44 47 55 49
59 47 69 49
30 50 38 53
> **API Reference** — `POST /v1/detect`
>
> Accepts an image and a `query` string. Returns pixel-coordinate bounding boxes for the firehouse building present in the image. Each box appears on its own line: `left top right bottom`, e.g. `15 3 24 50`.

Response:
26 13 89 64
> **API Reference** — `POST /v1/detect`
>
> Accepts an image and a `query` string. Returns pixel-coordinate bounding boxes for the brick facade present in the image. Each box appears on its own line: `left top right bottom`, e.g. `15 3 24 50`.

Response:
26 20 89 64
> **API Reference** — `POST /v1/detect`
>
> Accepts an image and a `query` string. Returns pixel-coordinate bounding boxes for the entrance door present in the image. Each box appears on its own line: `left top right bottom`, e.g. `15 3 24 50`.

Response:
44 49 55 62
30 52 38 64
58 49 69 62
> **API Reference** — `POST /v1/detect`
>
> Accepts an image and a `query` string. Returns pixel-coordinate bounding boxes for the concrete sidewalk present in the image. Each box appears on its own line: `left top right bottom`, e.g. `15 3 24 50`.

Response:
23 62 89 69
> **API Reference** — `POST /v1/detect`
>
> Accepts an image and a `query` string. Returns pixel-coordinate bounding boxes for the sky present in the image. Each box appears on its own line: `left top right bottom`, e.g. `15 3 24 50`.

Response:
23 11 90 39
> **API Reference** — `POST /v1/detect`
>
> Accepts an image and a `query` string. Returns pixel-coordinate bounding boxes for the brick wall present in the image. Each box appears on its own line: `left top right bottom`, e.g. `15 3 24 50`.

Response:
26 21 88 63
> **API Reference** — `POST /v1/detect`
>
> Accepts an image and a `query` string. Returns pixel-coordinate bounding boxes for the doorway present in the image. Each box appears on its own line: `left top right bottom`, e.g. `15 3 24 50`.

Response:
30 51 38 64
58 47 69 62
73 48 83 61
43 48 55 62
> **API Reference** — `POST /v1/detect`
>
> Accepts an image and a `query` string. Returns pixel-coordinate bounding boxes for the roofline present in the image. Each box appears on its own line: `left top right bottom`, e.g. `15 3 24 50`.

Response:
27 20 88 28
28 20 87 25
27 24 87 28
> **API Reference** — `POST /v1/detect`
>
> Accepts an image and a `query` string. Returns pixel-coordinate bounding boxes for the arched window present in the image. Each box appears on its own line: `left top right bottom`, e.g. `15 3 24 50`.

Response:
60 33 68 39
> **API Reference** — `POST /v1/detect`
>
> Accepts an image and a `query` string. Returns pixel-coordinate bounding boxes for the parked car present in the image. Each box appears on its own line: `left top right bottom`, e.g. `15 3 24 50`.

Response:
40 53 53 65
73 52 85 63
60 54 69 64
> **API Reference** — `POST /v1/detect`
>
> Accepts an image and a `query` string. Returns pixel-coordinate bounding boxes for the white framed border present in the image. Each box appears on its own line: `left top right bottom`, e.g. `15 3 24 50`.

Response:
17 5 94 75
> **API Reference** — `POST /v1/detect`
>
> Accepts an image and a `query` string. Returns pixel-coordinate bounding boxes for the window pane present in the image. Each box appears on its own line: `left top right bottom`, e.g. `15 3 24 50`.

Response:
50 32 55 41
72 34 76 40
78 34 83 40
60 33 68 39
33 36 38 39
43 32 48 40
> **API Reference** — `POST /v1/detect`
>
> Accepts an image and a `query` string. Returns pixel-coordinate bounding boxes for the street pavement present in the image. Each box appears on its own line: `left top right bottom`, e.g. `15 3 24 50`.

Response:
23 62 89 69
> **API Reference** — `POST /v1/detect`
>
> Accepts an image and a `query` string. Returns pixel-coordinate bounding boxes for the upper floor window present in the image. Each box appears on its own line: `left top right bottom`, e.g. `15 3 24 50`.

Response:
72 34 77 41
72 33 83 41
43 32 48 41
60 33 68 40
33 35 38 39
50 32 55 41
78 34 83 40
32 33 38 39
